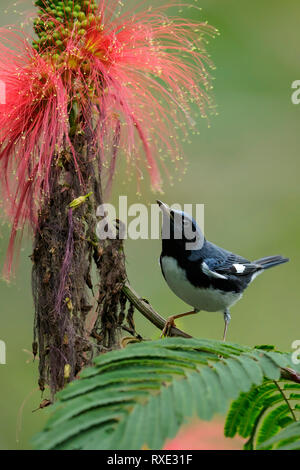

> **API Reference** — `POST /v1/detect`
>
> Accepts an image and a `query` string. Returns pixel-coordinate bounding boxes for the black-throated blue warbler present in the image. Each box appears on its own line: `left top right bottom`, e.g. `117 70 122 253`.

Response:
157 200 289 340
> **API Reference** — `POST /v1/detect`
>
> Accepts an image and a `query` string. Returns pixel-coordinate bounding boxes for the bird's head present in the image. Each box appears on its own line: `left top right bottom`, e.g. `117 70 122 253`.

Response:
157 200 205 253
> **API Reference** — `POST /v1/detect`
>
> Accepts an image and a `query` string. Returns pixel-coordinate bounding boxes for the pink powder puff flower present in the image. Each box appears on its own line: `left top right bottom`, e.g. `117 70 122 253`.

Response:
0 31 74 274
0 1 216 275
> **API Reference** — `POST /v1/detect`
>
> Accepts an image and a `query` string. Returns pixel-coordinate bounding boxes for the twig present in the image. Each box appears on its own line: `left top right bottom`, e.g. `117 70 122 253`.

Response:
122 282 300 384
280 368 300 385
122 283 192 339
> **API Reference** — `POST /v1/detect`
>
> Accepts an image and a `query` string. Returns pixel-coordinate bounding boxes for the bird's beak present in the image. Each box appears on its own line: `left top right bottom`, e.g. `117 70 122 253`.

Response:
157 200 173 219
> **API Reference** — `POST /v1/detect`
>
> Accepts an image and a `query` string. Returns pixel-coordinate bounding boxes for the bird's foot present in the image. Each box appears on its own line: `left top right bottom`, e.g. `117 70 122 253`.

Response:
160 316 176 338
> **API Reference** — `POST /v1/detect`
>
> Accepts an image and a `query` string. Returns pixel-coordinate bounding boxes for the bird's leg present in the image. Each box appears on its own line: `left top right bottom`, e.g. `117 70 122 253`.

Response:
223 309 231 342
161 309 199 338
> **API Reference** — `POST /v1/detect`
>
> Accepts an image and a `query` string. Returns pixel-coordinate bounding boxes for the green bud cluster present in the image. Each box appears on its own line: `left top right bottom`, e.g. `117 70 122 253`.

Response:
33 0 99 54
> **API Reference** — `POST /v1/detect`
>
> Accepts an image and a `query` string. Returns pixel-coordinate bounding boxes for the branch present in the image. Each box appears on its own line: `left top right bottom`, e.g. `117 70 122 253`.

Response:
280 367 300 385
122 283 192 339
122 282 300 384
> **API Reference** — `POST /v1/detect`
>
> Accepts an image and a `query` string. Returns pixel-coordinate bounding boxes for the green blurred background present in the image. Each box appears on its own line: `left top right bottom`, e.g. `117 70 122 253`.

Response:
0 0 299 449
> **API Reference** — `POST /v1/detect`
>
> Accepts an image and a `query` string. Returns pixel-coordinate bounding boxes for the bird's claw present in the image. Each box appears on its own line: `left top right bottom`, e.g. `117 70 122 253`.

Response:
160 316 176 338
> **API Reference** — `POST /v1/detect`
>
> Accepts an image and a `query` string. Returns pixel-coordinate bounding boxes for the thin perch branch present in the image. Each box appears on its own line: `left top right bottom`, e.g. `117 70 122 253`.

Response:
280 368 300 385
122 282 300 384
122 283 192 339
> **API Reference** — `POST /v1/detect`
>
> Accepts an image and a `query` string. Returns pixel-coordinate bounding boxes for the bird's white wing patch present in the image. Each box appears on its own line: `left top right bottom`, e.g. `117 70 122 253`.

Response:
233 263 246 274
202 262 227 280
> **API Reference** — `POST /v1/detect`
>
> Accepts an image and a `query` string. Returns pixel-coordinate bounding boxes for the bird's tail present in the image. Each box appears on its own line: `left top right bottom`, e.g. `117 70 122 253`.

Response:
254 255 289 270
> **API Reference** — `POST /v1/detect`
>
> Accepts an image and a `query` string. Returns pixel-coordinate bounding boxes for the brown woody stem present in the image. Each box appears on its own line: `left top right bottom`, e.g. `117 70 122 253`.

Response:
122 282 194 339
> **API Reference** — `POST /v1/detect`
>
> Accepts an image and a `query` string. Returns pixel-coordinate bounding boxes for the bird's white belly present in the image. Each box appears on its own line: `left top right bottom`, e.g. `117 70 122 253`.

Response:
161 256 242 312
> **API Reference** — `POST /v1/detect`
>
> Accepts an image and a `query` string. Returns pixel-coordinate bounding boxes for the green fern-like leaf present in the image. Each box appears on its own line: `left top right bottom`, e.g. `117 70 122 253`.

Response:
256 403 290 448
32 338 293 450
225 373 300 450
224 390 254 438
238 383 279 438
258 421 300 449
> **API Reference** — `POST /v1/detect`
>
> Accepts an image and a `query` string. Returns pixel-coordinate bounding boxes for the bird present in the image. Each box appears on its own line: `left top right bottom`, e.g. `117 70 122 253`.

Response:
157 200 289 340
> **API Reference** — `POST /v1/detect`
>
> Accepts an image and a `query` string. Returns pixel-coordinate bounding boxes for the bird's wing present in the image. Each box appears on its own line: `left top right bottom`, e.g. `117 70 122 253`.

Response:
216 261 262 276
201 262 228 279
204 253 262 278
